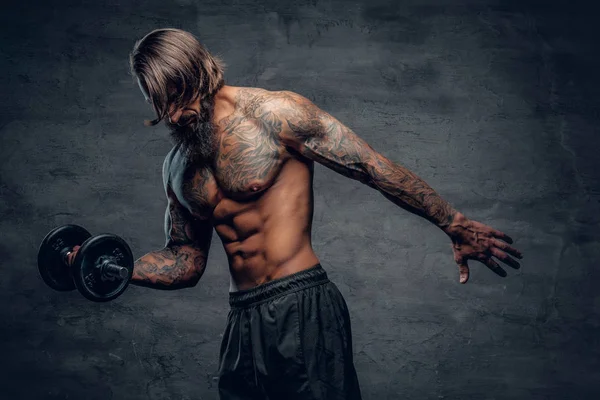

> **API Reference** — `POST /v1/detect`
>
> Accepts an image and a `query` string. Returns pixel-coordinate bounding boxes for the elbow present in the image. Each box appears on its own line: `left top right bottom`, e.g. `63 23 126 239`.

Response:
186 278 201 288
337 160 373 185
356 164 378 189
164 270 203 290
362 157 397 191
164 280 198 290
185 269 206 288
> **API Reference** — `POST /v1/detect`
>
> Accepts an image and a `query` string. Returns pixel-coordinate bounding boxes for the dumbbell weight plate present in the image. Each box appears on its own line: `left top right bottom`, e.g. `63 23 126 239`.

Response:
72 234 134 302
38 225 92 291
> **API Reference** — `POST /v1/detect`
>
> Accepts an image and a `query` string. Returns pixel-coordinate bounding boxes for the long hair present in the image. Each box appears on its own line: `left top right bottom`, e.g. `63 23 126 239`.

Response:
129 28 226 126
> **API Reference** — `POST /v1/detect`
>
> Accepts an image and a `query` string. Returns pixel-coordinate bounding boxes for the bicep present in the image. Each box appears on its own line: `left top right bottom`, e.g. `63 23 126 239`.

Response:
164 187 213 252
162 149 213 251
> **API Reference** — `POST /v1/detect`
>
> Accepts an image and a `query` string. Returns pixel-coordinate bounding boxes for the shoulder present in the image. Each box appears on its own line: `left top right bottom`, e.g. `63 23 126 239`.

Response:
162 145 182 192
230 87 329 144
232 87 315 116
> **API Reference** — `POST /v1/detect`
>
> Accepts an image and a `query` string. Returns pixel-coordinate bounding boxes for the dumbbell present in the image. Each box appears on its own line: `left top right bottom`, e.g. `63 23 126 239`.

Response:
37 224 134 302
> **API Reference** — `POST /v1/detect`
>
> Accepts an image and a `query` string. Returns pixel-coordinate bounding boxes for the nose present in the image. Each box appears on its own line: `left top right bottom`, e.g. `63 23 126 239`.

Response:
168 108 183 124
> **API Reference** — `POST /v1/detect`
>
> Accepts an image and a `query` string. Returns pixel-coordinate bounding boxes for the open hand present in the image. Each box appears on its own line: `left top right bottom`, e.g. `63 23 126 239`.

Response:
446 213 523 283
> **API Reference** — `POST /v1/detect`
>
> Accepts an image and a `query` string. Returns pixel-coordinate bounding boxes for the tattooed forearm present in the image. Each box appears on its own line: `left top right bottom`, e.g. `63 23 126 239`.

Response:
276 91 459 232
132 245 208 290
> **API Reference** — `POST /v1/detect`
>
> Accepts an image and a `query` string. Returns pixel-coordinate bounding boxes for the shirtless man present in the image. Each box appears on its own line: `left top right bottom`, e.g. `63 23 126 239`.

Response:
118 28 522 399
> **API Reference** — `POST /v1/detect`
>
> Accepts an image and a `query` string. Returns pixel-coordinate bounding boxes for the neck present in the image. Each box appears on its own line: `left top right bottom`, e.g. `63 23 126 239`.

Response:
212 85 236 121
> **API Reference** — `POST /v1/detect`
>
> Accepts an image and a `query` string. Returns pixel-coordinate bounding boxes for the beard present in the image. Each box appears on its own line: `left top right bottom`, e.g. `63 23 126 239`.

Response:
166 95 218 164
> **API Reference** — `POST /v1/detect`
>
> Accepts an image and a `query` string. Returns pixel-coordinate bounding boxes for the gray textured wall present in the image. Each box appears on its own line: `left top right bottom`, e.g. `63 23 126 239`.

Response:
1 0 599 399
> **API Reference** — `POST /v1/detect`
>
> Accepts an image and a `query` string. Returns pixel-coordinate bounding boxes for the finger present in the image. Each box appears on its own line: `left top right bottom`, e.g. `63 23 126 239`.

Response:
490 247 521 270
492 238 523 259
458 263 469 284
491 229 513 244
484 257 507 277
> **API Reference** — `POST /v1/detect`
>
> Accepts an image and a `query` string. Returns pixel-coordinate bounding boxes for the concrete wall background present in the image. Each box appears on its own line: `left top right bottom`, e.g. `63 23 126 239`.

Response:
1 0 599 399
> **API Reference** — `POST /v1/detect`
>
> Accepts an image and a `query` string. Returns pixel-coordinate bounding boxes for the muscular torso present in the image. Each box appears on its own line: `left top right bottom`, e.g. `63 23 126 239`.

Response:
165 87 320 291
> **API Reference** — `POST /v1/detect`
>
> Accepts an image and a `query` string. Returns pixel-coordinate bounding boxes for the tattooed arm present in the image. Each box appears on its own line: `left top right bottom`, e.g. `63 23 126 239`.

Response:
131 193 212 290
131 154 212 290
263 90 523 283
273 90 462 234
131 188 212 290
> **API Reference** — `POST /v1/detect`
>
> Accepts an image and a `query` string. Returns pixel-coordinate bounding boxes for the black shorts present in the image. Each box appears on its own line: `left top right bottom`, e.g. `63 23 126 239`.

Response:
218 264 362 400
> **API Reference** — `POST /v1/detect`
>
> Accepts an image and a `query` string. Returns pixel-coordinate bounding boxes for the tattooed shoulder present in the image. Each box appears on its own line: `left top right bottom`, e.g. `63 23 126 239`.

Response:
231 88 322 136
232 87 276 117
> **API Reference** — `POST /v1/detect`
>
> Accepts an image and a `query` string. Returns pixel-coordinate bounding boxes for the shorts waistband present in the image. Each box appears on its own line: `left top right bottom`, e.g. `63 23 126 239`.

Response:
229 264 329 308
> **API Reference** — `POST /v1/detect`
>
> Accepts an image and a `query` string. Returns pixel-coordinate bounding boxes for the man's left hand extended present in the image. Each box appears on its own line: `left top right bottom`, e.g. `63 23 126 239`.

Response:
444 212 524 284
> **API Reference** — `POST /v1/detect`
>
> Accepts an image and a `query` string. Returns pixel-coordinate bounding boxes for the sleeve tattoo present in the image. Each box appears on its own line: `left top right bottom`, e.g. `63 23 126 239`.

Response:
274 90 459 232
132 185 213 290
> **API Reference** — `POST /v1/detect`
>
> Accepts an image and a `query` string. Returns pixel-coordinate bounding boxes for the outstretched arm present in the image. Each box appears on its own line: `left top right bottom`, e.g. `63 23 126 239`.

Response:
274 90 459 233
270 90 523 283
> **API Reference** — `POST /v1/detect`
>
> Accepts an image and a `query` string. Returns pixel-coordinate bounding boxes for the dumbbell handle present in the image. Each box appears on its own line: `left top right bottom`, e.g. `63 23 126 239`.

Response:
99 259 129 280
61 246 128 280
61 246 78 267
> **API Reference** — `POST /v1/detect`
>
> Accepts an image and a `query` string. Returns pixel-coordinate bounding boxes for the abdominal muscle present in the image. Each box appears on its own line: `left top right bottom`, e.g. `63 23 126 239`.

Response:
211 157 320 291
